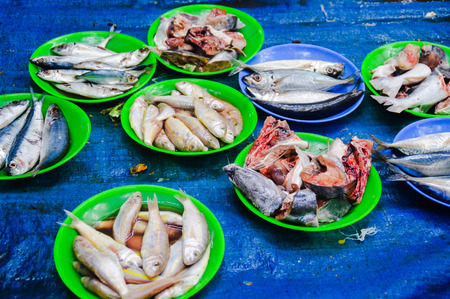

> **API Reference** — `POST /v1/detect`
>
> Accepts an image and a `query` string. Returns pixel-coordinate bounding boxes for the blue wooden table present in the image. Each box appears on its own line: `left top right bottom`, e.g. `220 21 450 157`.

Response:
0 0 449 298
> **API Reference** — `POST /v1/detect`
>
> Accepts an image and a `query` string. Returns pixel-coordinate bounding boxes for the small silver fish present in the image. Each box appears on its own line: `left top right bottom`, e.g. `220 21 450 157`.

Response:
94 48 151 68
137 211 183 226
175 81 226 111
76 70 139 85
159 240 185 278
54 82 125 99
30 55 88 69
153 129 176 151
129 96 148 141
175 113 220 150
51 41 116 57
113 191 143 244
194 99 227 139
164 117 205 152
370 133 450 155
147 95 195 110
37 69 88 83
142 105 163 146
0 107 30 169
0 99 29 130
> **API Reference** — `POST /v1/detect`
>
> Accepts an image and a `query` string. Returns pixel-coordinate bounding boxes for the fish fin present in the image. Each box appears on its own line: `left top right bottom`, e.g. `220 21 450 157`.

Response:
272 75 294 87
372 150 390 162
344 70 361 85
174 189 189 203
57 222 71 227
386 165 410 181
228 59 246 76
368 134 388 151
370 77 403 98
371 95 406 113
64 209 80 226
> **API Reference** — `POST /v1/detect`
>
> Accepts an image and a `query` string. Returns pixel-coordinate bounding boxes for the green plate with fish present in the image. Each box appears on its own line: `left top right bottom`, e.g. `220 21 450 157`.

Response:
361 41 450 118
147 4 264 75
54 185 225 299
233 133 382 231
0 93 91 180
121 78 258 156
29 30 156 103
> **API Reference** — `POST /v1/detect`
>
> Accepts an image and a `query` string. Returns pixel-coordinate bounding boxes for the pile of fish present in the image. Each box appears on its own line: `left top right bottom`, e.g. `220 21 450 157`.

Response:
30 26 152 99
371 133 450 202
370 43 450 114
129 81 243 152
62 190 211 299
152 8 247 72
0 94 70 176
223 116 373 227
235 58 364 119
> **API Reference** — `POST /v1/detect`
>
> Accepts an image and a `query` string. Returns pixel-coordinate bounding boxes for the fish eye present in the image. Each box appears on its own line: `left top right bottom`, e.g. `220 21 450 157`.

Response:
253 74 262 82
326 67 333 74
128 76 136 82
57 44 65 49
43 70 51 75
153 261 160 267
9 162 17 169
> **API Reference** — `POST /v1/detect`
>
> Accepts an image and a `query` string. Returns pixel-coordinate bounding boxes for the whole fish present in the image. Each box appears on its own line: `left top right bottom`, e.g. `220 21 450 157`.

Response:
219 102 243 136
137 211 183 227
73 236 129 298
32 104 70 174
54 82 125 98
283 189 318 227
175 113 220 150
0 107 30 169
194 99 227 139
223 163 292 219
142 105 163 146
30 55 87 69
113 191 142 244
370 63 432 97
243 69 359 91
388 167 450 202
375 151 450 177
175 81 226 111
147 95 195 110
252 90 363 119
63 209 143 268
159 240 185 278
174 190 210 265
229 59 345 77
164 117 205 152
154 129 176 151
317 196 352 223
76 70 139 85
93 48 151 68
156 103 176 121
155 243 211 299
81 277 121 299
141 195 170 277
372 68 450 113
51 41 116 57
36 69 88 83
6 95 43 176
370 133 450 155
129 96 148 141
0 99 29 130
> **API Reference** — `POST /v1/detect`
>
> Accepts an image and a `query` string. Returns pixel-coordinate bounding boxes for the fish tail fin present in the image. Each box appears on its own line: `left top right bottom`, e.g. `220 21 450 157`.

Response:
63 209 80 227
368 134 388 151
174 189 189 203
386 165 410 182
370 77 403 98
57 222 71 227
372 150 390 163
345 70 361 84
371 95 406 113
228 59 246 76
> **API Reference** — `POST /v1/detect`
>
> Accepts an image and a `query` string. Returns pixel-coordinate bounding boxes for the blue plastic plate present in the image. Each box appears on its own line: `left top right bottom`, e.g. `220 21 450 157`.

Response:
393 117 450 207
238 43 365 123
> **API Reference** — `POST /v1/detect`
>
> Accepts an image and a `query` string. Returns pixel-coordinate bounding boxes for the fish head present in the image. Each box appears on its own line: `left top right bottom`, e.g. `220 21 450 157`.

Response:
6 158 29 176
143 256 165 277
243 73 271 89
183 244 203 265
51 43 74 55
37 69 55 80
322 63 345 77
246 86 273 102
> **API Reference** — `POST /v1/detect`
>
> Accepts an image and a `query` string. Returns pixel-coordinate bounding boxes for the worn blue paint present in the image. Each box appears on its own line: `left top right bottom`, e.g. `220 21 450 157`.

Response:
0 0 449 298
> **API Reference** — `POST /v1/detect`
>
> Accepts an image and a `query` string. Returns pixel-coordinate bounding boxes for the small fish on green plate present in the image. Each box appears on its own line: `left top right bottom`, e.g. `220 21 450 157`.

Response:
0 93 91 180
232 132 382 231
29 30 156 103
121 78 257 156
147 4 264 75
54 185 225 299
361 41 450 118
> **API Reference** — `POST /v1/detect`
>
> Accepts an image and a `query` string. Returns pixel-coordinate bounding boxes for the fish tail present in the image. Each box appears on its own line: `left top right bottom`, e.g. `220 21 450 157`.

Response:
345 70 361 84
372 150 390 162
174 189 189 203
228 59 246 76
371 95 407 113
368 134 388 151
63 209 80 226
386 165 410 182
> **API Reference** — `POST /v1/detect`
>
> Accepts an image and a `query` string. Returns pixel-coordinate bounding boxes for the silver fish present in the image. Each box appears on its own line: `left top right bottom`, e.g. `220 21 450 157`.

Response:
6 95 43 176
147 95 195 110
223 164 292 219
371 68 450 113
164 117 205 152
113 191 142 244
229 59 345 77
129 96 148 141
370 133 450 155
33 104 70 174
219 102 243 136
63 209 143 268
243 69 359 91
0 107 30 169
141 195 170 277
175 81 226 111
156 103 176 121
76 70 139 85
175 113 220 150
51 41 116 58
94 48 151 68
194 99 227 139
137 211 183 227
159 240 185 278
283 189 318 227
142 105 163 146
73 236 129 298
154 129 176 152
37 69 88 83
81 277 121 299
30 55 87 69
54 82 125 98
0 99 29 130
375 151 450 177
174 190 210 266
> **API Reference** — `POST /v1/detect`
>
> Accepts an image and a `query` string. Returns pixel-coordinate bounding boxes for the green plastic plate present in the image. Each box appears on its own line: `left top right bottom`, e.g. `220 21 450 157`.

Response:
233 132 382 231
0 93 91 179
54 185 225 299
147 4 264 75
361 40 450 118
121 78 258 156
29 31 156 103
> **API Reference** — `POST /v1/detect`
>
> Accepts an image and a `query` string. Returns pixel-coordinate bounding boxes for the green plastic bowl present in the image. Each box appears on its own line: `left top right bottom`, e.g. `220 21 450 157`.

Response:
147 4 264 75
121 78 258 156
233 133 382 231
29 31 156 103
361 41 450 118
54 185 225 299
0 93 91 179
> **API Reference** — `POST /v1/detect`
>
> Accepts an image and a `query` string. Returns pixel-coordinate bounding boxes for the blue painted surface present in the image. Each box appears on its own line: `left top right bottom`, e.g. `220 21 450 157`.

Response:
0 0 449 298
